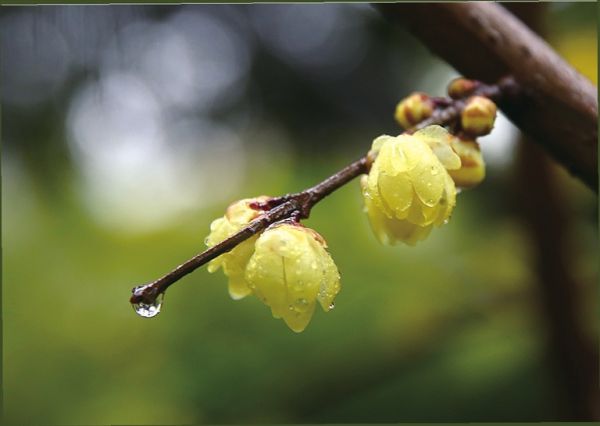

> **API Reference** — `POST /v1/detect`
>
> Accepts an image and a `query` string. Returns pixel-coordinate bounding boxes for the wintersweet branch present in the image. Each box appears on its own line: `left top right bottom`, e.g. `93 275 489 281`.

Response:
129 77 520 306
130 158 370 306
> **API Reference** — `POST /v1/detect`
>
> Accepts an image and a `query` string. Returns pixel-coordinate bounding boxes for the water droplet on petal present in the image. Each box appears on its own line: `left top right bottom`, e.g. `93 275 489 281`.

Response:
328 302 335 310
132 291 164 318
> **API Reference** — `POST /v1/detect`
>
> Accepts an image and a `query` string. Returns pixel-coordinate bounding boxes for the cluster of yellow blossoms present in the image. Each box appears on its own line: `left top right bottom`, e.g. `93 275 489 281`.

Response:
206 198 340 332
369 81 496 246
206 78 497 332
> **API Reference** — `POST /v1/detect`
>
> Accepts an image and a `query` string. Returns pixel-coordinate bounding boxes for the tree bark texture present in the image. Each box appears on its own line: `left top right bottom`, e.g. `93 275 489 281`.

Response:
377 2 598 191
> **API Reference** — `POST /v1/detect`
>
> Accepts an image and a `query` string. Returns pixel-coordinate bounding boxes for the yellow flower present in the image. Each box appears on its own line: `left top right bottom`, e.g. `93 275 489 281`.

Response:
447 137 486 188
244 223 340 333
362 126 460 246
205 196 270 300
394 92 434 130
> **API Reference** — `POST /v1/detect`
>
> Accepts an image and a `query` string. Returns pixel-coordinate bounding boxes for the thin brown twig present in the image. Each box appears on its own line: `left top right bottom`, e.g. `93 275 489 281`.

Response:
130 158 370 305
130 77 520 306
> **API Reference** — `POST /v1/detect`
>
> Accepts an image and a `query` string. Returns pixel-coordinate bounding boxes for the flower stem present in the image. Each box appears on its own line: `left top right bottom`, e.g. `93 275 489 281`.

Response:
130 157 370 304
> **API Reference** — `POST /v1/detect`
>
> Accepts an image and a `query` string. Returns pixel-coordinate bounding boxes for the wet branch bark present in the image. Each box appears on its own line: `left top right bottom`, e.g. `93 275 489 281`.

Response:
376 2 598 191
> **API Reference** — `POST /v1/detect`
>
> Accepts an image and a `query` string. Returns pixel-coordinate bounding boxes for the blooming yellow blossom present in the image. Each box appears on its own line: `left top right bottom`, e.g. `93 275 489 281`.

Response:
447 137 486 188
362 126 460 246
244 223 340 333
205 196 270 300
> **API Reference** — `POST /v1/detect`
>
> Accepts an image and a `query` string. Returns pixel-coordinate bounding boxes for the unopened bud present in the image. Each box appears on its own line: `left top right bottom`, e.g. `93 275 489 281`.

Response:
447 78 478 99
394 92 434 130
460 96 497 136
448 137 486 188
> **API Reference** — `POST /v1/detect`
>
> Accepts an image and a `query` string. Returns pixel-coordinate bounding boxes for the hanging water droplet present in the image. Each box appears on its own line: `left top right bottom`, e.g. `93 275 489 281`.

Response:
132 291 164 318
443 218 449 225
328 302 335 310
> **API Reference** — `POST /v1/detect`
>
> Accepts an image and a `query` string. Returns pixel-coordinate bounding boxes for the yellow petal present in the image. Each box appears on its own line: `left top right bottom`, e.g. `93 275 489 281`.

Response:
433 174 457 226
364 192 432 246
377 171 413 217
283 303 317 333
204 197 269 300
414 125 462 170
408 152 445 207
370 134 394 155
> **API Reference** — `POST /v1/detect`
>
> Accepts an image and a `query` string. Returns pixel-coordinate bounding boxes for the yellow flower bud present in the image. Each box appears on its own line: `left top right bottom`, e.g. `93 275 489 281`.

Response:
460 96 497 136
362 126 458 246
448 137 486 188
205 196 270 300
244 223 340 333
447 77 478 99
394 92 434 129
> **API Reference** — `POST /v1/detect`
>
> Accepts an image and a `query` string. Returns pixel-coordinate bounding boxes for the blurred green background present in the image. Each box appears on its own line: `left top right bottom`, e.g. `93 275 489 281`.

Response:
2 3 597 424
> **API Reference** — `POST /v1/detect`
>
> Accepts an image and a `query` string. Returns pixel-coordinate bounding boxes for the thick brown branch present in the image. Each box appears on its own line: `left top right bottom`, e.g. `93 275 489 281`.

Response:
376 2 598 191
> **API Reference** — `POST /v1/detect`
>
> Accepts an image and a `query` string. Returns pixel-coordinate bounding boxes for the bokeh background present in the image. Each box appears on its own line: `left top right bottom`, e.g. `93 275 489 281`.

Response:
1 3 597 424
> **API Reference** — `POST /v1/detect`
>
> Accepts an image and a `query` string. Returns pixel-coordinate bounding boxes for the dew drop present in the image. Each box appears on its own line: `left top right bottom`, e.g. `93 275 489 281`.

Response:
443 219 449 225
296 298 308 306
131 290 164 318
328 302 335 310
